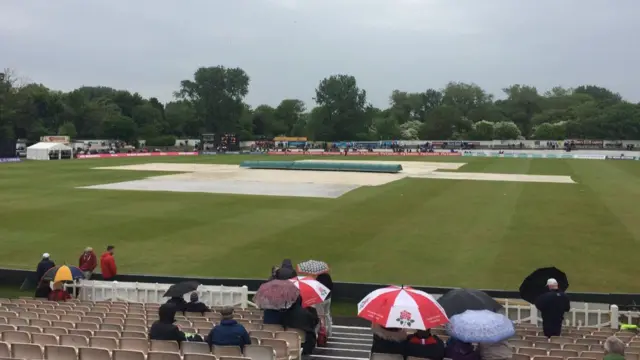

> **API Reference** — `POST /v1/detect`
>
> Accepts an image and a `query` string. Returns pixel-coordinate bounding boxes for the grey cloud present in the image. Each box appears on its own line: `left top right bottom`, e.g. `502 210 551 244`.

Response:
1 0 638 108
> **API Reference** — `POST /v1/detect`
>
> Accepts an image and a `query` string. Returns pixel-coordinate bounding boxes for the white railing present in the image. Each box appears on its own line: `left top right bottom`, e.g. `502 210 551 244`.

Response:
501 300 633 329
67 280 249 308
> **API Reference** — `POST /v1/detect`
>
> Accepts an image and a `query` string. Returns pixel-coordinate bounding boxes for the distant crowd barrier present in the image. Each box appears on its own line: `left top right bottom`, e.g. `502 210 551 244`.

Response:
267 151 462 157
66 280 249 308
76 152 198 159
463 152 608 160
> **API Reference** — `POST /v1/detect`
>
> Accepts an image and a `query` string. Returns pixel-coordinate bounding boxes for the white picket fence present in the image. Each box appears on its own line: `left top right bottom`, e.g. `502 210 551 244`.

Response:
66 281 639 330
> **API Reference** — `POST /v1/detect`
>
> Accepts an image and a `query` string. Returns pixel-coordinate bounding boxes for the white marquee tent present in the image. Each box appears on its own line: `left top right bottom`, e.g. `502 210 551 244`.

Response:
26 142 72 160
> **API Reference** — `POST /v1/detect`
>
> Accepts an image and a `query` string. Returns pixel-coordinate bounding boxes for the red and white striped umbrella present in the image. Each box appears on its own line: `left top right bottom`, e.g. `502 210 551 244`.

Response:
357 285 448 330
289 276 330 307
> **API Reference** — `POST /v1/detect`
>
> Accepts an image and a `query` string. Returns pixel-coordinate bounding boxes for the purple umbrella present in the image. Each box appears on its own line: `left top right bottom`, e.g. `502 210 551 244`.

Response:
253 280 300 310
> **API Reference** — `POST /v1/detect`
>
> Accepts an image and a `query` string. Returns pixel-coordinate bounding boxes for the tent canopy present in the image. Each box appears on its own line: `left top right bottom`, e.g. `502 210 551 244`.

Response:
27 142 72 160
28 142 71 151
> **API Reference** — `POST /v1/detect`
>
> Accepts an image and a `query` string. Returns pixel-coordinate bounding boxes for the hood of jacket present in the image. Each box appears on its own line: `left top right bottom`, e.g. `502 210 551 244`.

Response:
101 252 112 261
281 259 294 270
372 324 408 342
158 303 177 324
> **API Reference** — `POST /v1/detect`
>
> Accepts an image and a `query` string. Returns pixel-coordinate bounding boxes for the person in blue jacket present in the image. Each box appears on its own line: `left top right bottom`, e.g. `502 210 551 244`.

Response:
207 307 251 350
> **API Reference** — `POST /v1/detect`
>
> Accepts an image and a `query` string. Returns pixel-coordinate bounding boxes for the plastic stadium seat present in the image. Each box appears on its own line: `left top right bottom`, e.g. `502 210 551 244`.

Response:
513 354 530 360
0 312 17 319
123 326 146 333
45 345 78 360
19 325 43 333
150 340 179 353
83 317 103 325
121 331 146 339
113 349 146 360
212 346 243 357
219 357 250 360
119 338 149 354
11 342 43 359
261 325 284 333
60 315 82 323
95 330 121 339
0 324 15 332
576 339 602 346
562 344 588 352
519 347 548 357
184 355 216 360
53 321 75 330
60 334 89 348
101 323 124 332
40 315 60 322
32 333 59 346
251 330 274 340
90 337 119 351
275 331 301 357
579 351 604 360
2 330 31 343
32 320 53 328
531 356 563 360
9 317 29 326
79 347 111 360
260 338 289 360
548 349 579 359
535 342 562 350
21 312 40 320
0 342 8 358
148 351 182 360
244 345 276 360
181 341 211 355
510 339 534 348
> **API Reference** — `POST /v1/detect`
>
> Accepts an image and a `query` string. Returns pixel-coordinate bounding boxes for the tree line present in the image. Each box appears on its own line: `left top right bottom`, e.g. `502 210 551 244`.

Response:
1 66 639 145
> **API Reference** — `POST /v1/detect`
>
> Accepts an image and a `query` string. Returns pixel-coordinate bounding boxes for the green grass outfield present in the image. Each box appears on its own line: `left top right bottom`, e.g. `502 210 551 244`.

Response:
1 155 639 293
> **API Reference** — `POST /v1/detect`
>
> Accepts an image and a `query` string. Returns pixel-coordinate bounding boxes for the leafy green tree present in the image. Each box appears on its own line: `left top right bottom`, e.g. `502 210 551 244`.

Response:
370 116 401 140
57 122 77 138
533 122 566 140
314 74 370 140
493 121 522 140
470 120 495 140
274 99 305 136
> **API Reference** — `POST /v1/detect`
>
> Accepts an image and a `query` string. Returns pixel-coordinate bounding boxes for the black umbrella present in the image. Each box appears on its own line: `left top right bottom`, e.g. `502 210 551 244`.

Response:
163 281 200 298
519 267 569 303
437 288 503 317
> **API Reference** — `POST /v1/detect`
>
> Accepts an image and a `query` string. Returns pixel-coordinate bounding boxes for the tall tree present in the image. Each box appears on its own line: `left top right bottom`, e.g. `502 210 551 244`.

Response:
314 74 370 140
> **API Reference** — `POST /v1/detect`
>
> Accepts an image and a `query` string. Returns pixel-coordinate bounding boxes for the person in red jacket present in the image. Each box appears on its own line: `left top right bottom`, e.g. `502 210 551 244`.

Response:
79 247 97 279
48 282 72 302
100 245 117 281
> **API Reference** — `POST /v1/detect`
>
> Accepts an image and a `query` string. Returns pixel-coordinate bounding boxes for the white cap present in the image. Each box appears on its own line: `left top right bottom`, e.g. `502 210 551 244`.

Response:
547 278 558 286
42 253 50 258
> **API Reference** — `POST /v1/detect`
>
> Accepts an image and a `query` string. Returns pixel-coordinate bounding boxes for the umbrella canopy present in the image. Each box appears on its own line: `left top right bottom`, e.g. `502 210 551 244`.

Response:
297 260 330 276
438 288 503 318
289 276 330 307
357 285 448 330
42 265 84 283
163 281 200 298
519 267 569 303
446 309 515 343
254 280 300 310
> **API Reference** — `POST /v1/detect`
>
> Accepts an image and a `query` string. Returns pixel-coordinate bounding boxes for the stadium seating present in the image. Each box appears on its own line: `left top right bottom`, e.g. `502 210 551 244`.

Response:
0 298 302 360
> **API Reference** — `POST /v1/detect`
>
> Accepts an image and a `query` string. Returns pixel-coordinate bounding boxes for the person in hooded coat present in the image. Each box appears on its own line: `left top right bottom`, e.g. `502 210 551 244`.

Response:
371 324 407 356
276 259 297 279
184 293 211 315
315 272 333 336
36 253 55 283
150 303 187 344
166 296 188 312
405 329 445 360
207 307 251 350
280 296 319 355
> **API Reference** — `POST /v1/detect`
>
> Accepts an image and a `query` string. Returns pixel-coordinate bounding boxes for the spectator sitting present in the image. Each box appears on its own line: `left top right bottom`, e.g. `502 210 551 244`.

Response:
149 303 187 344
478 341 513 360
207 307 251 350
184 293 211 315
34 281 51 299
603 336 625 360
405 329 445 360
166 296 188 312
315 272 334 336
281 296 319 355
371 324 407 356
48 282 71 302
445 337 481 360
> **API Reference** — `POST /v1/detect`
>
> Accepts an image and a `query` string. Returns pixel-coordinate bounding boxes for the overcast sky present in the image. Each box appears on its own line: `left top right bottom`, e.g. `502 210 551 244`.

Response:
1 0 639 108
